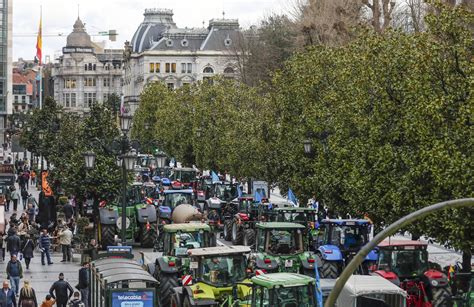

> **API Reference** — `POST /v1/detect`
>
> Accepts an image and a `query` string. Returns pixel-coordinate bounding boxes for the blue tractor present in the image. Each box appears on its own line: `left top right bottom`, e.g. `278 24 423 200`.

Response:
315 219 378 278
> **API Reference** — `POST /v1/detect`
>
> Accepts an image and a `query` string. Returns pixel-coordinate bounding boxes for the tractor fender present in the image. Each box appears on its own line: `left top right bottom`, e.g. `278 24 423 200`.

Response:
186 284 217 305
146 263 155 276
158 206 172 220
156 257 178 274
424 269 449 288
372 270 400 286
255 254 279 271
300 252 318 270
207 198 223 209
99 208 119 225
318 245 343 261
137 205 157 223
171 287 184 306
365 249 378 261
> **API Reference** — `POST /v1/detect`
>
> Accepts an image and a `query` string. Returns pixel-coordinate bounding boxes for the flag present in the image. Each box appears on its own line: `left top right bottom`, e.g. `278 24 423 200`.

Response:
254 191 262 203
237 185 242 198
35 15 42 65
120 95 125 115
287 188 298 207
211 171 220 183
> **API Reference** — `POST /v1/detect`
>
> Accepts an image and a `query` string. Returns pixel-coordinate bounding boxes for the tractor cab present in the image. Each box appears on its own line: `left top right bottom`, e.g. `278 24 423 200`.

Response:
162 223 214 258
250 273 316 306
168 167 197 189
376 241 429 280
317 219 371 252
257 222 305 256
272 207 319 251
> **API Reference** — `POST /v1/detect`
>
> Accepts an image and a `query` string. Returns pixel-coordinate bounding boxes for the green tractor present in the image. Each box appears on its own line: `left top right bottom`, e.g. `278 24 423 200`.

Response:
249 222 317 276
150 223 217 307
170 245 253 306
98 183 158 248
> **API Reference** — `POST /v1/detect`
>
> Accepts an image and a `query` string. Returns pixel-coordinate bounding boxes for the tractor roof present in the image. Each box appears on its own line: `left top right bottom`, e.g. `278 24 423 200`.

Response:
321 219 370 225
378 240 427 248
256 222 306 229
273 207 317 213
172 167 196 172
163 189 194 194
188 245 251 257
251 273 314 288
163 223 211 233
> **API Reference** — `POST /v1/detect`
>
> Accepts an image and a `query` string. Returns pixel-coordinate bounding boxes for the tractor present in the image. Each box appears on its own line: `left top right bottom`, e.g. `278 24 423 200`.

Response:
249 222 317 276
314 219 378 278
373 240 453 307
98 183 158 249
204 180 237 230
272 207 319 251
196 174 224 203
158 189 196 224
170 245 253 307
168 167 198 189
150 223 217 306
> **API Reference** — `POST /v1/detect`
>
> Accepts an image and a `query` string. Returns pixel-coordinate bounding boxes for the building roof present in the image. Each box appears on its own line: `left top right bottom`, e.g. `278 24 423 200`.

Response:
256 222 306 229
251 273 314 288
66 17 92 48
163 223 210 233
188 245 251 257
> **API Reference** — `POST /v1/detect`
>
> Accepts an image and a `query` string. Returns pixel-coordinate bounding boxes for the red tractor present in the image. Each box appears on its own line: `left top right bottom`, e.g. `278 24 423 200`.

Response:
373 240 452 307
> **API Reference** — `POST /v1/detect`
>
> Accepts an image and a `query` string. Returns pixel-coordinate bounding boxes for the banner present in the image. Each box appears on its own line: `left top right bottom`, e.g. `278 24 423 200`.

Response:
41 171 53 196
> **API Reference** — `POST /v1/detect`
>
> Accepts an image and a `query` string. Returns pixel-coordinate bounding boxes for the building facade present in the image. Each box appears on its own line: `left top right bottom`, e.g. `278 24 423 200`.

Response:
12 68 36 113
0 0 12 145
123 9 240 114
52 18 123 114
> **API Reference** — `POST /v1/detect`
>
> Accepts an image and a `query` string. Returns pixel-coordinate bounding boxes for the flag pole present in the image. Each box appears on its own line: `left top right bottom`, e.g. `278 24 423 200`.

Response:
38 6 42 109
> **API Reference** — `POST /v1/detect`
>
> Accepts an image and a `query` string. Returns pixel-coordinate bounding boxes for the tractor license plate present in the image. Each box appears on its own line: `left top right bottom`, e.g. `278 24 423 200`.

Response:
190 262 198 269
285 260 293 267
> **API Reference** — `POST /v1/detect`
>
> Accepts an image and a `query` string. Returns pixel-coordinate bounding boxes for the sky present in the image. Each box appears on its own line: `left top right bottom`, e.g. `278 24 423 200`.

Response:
13 0 290 62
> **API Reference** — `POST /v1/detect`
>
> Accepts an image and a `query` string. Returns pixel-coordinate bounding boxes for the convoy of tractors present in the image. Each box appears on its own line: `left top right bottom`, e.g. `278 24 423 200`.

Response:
89 158 470 307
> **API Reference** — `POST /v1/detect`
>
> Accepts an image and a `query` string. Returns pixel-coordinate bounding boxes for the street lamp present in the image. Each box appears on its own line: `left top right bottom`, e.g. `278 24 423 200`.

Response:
303 139 312 155
118 149 136 244
120 115 133 133
122 151 137 171
154 151 167 168
83 151 96 170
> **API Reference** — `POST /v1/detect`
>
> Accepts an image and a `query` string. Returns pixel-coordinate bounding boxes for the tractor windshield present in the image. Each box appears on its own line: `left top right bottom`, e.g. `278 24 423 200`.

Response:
271 285 315 306
327 224 369 250
163 193 193 209
264 229 304 255
378 248 429 278
201 255 246 286
214 184 233 200
170 170 196 183
172 232 207 256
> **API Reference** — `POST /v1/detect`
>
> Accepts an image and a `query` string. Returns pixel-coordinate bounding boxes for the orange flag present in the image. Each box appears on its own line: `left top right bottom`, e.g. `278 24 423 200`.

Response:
35 15 42 65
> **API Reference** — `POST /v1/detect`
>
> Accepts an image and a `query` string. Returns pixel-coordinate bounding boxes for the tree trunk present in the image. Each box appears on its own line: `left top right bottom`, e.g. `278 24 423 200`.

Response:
372 0 382 32
461 249 472 272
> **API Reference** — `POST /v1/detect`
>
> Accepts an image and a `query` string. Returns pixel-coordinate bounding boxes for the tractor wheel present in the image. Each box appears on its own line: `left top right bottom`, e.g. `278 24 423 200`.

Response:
100 224 116 249
317 254 339 278
223 220 232 241
170 293 182 307
431 285 453 307
232 220 243 245
158 271 179 307
243 229 255 247
140 223 157 248
183 296 193 307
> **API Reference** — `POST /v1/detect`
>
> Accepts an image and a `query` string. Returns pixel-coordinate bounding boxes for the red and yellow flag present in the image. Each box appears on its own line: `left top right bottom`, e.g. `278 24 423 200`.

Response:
35 16 42 65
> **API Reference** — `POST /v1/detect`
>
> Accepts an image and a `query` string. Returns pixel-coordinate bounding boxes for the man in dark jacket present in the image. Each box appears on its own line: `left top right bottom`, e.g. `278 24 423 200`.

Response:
38 229 53 265
0 280 16 307
49 273 73 307
6 255 22 296
6 231 20 258
77 263 89 307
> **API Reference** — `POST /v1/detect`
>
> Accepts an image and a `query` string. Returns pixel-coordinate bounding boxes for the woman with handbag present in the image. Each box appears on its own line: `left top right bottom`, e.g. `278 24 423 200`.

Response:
19 280 38 307
21 235 35 270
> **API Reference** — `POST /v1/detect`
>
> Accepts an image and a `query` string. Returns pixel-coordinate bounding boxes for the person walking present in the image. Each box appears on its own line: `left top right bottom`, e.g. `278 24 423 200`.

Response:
0 232 6 262
20 235 34 270
38 229 52 265
76 263 89 307
40 295 55 307
18 280 37 307
49 273 73 307
6 230 21 258
0 280 17 307
22 172 29 190
67 292 84 307
29 171 36 187
6 254 23 297
26 204 35 225
5 186 11 212
20 188 28 211
10 187 19 212
59 227 73 262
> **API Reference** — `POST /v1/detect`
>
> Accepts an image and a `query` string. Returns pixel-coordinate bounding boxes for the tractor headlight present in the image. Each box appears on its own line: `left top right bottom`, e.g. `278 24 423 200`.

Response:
431 280 438 287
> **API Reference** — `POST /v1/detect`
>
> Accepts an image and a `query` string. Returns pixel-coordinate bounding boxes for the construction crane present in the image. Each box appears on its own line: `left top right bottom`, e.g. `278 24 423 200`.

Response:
13 30 118 41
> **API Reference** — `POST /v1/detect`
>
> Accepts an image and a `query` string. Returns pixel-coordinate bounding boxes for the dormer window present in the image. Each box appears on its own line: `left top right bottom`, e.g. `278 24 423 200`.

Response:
224 38 232 46
166 39 174 47
203 67 214 74
181 39 189 47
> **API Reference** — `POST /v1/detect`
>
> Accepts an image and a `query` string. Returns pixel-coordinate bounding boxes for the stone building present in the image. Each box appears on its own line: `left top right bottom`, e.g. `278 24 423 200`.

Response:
123 8 241 114
52 17 123 114
0 0 13 145
12 68 37 113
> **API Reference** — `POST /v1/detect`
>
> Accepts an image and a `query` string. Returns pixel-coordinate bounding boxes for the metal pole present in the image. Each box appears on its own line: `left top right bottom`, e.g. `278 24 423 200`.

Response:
121 159 127 245
324 198 474 307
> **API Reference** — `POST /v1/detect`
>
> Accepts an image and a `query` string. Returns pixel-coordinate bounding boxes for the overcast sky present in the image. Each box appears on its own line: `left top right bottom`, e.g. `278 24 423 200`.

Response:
13 0 290 62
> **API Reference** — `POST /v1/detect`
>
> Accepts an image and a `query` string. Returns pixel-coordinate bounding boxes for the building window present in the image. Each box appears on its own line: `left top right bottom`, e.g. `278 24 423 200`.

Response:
64 78 77 89
203 67 214 74
71 93 76 107
165 63 170 73
181 39 188 47
84 64 88 71
167 83 174 90
155 63 160 73
103 78 110 87
85 93 97 108
85 77 96 87
88 63 92 71
21 96 26 104
105 64 110 71
149 63 155 73
63 93 70 107
203 77 213 84
224 67 234 74
187 63 192 73
181 63 192 73
166 39 173 47
103 94 109 102
14 96 18 104
181 63 186 74
93 64 96 71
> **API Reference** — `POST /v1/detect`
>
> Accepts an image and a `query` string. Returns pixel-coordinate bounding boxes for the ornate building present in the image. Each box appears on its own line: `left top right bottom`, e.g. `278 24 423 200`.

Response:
123 8 241 114
52 18 123 114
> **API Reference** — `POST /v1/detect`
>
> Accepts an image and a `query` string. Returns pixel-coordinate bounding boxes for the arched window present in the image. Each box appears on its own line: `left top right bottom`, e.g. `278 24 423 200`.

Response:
84 64 88 71
203 67 214 74
88 63 92 71
224 67 234 74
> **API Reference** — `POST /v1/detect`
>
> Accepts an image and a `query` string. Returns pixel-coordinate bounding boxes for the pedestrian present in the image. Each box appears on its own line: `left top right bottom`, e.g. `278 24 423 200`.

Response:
67 292 84 307
84 239 98 262
22 172 29 190
62 201 74 223
6 230 21 258
18 280 37 307
5 186 11 212
17 174 25 191
0 232 6 262
29 171 36 187
49 273 73 307
0 280 17 307
20 235 35 270
76 262 89 307
38 229 52 265
6 254 23 297
10 187 19 212
20 188 28 211
40 295 55 307
26 204 35 225
59 227 73 262
17 217 30 243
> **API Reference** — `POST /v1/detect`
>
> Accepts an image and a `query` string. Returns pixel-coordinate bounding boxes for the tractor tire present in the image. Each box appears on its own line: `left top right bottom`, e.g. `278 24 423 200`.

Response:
170 293 182 307
317 254 339 278
431 285 453 307
141 223 157 248
183 296 193 307
243 229 255 247
231 221 243 245
158 271 179 307
223 220 232 241
100 224 116 250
